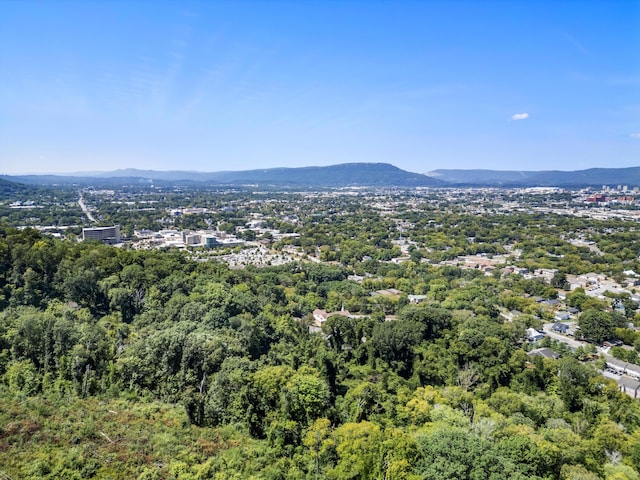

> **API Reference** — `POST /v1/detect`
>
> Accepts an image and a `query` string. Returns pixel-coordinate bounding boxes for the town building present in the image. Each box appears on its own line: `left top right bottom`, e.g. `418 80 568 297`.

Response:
82 225 121 244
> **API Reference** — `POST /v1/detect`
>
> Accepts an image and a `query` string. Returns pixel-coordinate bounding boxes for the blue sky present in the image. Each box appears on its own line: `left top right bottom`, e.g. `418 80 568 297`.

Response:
0 0 638 174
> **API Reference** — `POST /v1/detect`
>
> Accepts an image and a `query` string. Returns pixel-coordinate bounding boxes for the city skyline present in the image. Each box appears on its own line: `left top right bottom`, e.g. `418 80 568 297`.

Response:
1 0 638 174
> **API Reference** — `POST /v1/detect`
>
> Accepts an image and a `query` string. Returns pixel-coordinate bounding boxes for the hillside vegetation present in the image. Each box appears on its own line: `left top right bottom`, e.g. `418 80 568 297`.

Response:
1 226 640 479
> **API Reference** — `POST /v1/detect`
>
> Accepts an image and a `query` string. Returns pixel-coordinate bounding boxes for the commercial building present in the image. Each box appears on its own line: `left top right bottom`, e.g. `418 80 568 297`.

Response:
82 225 121 244
182 232 202 245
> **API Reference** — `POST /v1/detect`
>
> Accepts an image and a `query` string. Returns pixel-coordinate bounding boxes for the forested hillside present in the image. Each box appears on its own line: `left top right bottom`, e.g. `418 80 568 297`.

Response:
1 226 640 479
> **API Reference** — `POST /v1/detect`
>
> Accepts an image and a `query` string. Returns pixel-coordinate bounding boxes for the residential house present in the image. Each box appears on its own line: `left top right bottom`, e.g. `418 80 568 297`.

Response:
408 294 428 304
310 308 352 333
526 328 545 342
552 322 570 333
527 348 559 360
618 376 640 398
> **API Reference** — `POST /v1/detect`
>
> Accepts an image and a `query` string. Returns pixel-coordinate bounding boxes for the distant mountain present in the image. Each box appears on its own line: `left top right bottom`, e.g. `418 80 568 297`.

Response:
4 164 640 189
425 169 539 185
0 178 41 197
427 167 640 187
0 175 162 187
2 163 443 188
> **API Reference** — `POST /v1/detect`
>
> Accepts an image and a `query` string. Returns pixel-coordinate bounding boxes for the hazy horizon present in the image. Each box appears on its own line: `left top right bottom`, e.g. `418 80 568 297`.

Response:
1 1 638 175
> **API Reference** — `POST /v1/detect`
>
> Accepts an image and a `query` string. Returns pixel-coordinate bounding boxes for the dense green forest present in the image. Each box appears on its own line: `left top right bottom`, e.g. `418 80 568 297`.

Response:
1 225 640 479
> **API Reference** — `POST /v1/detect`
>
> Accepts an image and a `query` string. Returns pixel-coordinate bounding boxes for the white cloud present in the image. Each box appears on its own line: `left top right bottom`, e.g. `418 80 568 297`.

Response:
511 113 529 121
630 133 640 139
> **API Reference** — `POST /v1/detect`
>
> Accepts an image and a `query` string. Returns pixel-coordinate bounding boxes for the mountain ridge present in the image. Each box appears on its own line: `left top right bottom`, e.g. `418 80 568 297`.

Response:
427 166 640 187
1 163 443 188
2 163 640 188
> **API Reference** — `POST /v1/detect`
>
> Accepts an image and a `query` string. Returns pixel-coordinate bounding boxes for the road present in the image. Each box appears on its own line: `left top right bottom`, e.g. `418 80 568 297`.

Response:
542 322 613 357
542 324 587 350
78 192 97 223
